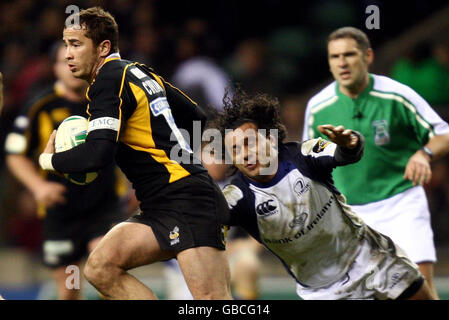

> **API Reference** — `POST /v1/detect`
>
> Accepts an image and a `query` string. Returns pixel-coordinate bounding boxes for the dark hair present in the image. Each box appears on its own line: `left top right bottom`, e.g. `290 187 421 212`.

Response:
67 7 119 53
210 87 287 160
327 27 371 51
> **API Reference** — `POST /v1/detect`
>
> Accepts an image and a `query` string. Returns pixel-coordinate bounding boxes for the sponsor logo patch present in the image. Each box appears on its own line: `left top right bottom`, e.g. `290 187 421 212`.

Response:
256 199 278 216
88 117 120 132
293 178 310 197
372 119 390 146
169 226 180 246
150 97 170 116
288 212 308 229
313 138 330 153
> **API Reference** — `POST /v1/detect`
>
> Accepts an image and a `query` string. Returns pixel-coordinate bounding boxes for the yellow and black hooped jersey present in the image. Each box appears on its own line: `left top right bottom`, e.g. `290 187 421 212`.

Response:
52 57 207 208
5 84 122 219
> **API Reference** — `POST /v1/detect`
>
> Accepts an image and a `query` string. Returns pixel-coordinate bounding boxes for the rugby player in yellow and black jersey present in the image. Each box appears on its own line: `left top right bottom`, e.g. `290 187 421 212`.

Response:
39 7 232 299
5 42 127 299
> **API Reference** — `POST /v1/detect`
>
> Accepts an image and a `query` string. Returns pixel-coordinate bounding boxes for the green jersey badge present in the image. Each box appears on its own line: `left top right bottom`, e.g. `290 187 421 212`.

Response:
372 120 390 146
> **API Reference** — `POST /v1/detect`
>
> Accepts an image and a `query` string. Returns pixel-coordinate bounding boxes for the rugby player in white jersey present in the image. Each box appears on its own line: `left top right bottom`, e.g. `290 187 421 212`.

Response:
213 89 434 299
303 27 449 299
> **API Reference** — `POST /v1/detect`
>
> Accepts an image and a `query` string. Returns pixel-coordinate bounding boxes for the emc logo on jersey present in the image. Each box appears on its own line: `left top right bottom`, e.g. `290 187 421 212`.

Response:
256 199 279 216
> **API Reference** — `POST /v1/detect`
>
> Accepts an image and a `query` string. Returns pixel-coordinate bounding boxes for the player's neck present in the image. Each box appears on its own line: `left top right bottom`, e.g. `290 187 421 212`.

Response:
339 74 370 99
89 57 107 83
89 52 121 83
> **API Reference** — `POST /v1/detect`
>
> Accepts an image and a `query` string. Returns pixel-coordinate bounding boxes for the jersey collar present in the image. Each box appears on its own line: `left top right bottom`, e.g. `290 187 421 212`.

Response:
336 74 374 101
104 52 121 64
90 52 121 85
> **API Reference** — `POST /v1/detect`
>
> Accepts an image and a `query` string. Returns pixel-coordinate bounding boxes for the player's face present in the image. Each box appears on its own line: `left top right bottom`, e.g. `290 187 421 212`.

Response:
63 27 100 81
224 122 278 182
54 45 87 91
328 38 373 94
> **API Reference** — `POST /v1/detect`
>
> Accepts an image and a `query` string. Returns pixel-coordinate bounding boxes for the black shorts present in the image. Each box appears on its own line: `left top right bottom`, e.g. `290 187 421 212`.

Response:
42 204 127 268
128 172 230 252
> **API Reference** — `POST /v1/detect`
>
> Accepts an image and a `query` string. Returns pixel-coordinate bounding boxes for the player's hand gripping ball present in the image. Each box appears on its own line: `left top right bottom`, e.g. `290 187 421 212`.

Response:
55 115 98 185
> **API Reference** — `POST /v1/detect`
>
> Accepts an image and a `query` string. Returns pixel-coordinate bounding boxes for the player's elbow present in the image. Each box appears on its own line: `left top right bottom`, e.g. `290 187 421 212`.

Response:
83 139 116 171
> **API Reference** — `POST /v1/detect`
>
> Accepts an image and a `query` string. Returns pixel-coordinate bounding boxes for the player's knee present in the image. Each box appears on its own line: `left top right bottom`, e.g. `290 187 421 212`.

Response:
84 252 116 286
84 255 101 284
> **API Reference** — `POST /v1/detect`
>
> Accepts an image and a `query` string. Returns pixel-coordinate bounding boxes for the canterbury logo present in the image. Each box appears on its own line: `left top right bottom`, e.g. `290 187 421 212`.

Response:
256 200 278 216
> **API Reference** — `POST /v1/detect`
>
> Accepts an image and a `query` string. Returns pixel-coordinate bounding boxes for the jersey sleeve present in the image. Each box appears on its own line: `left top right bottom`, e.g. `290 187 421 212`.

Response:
300 132 364 172
222 183 246 226
405 89 449 143
221 181 261 242
86 75 124 142
52 74 125 173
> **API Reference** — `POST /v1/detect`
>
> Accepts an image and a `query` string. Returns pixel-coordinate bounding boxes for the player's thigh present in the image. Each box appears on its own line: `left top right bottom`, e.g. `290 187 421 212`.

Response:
89 221 175 270
177 246 232 299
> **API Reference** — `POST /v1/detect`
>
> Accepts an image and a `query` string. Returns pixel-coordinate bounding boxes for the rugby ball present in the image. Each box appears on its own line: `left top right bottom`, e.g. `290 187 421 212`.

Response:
55 115 98 185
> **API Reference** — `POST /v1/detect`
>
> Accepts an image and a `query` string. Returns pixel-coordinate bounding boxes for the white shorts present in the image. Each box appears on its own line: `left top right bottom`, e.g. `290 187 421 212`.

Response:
351 186 436 264
296 228 422 300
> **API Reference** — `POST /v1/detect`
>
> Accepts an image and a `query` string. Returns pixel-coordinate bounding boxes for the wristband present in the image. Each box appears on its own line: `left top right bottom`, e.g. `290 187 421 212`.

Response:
421 146 434 160
39 153 55 171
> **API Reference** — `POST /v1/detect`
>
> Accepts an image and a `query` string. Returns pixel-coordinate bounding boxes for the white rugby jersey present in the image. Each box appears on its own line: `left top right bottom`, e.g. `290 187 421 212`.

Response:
223 138 369 288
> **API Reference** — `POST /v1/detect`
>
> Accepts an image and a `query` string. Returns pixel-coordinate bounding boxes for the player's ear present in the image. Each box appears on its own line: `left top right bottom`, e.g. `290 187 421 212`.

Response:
98 40 112 58
365 48 374 66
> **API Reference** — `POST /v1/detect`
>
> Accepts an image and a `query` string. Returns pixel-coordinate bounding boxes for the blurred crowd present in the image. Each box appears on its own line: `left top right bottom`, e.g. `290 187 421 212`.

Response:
1 0 449 257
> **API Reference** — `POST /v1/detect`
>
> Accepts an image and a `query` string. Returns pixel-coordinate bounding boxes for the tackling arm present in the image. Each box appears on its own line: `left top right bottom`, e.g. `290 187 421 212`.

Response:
318 124 364 165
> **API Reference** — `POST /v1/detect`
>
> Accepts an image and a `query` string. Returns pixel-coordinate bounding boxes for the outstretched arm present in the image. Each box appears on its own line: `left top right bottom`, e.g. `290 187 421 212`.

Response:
317 124 364 165
318 124 359 149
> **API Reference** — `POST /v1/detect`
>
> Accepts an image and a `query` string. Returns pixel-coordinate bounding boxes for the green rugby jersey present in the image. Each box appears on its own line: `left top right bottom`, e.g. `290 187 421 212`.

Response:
303 74 449 205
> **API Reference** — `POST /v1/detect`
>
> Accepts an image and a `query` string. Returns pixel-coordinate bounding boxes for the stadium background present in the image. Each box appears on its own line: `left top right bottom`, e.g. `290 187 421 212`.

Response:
0 0 449 299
